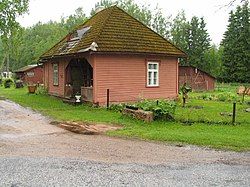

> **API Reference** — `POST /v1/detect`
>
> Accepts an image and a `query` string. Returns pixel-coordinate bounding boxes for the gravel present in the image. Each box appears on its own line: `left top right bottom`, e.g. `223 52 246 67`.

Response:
0 157 249 187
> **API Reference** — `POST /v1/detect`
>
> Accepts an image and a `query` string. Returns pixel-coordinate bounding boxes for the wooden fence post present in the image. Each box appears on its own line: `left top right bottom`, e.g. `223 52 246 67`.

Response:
107 89 110 109
232 102 236 124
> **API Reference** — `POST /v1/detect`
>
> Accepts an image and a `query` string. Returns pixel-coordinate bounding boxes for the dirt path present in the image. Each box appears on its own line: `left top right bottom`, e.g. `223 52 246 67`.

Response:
0 99 249 165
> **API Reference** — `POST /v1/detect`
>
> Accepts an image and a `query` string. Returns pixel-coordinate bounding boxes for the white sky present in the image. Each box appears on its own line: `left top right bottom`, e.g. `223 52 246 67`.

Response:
18 0 240 45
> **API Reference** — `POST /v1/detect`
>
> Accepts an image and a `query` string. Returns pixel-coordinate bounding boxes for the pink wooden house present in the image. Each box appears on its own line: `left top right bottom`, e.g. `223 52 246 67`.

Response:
40 6 186 105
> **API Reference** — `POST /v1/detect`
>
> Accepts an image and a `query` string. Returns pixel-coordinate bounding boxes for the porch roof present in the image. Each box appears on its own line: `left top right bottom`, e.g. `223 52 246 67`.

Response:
41 6 186 59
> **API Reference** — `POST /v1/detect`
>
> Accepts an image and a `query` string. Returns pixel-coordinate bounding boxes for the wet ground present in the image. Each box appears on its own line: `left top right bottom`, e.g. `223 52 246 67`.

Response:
0 100 249 186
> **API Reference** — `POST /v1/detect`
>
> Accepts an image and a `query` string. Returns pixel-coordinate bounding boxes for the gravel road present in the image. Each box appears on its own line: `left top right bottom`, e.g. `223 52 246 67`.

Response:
1 157 249 187
0 100 249 186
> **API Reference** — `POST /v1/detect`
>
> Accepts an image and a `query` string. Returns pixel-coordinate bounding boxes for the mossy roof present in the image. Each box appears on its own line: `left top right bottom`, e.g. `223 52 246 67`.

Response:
41 6 186 59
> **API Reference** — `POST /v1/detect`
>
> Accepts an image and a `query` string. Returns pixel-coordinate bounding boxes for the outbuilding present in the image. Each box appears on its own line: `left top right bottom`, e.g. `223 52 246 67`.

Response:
40 6 186 105
179 65 215 91
15 64 43 84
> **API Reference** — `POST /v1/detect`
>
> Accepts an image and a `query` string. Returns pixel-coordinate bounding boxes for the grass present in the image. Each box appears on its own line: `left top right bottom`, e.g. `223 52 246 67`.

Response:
0 85 249 152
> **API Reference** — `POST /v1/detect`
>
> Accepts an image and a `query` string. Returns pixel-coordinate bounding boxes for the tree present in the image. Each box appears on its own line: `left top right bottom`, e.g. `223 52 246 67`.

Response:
204 45 223 77
188 17 211 69
171 11 211 72
0 0 29 74
2 6 87 70
171 10 189 54
10 21 68 70
221 2 250 82
91 0 171 38
61 7 87 32
152 6 171 38
223 0 249 7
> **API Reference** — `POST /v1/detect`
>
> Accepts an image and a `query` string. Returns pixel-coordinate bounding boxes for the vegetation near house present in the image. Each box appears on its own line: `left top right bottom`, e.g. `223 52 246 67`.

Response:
0 83 249 151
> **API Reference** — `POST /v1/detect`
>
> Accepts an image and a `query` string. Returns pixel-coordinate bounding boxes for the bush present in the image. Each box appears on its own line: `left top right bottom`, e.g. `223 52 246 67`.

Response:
3 78 13 88
217 93 227 102
15 80 24 88
201 93 213 100
36 86 48 95
136 99 177 120
109 103 125 112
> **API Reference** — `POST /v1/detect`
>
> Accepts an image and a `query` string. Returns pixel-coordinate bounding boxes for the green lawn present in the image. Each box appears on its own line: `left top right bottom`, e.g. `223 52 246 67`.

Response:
0 86 249 152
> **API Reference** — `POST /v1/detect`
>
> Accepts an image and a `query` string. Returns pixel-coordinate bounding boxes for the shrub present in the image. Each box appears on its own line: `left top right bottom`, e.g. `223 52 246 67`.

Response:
199 93 213 100
36 86 48 95
15 80 24 88
217 93 227 102
136 99 177 120
109 103 125 112
3 78 13 88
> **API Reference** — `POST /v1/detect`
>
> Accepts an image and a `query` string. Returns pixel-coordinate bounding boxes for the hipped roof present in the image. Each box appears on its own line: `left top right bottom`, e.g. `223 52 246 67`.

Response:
41 6 186 59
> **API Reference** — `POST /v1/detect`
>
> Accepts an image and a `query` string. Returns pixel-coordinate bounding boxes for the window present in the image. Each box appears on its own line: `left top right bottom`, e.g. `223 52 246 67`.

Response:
53 63 59 86
27 71 34 77
147 62 159 87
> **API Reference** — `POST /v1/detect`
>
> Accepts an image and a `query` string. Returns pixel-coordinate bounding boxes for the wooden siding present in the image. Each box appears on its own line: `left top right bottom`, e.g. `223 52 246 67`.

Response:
16 66 43 84
94 54 178 105
44 60 68 97
44 55 94 98
179 66 215 91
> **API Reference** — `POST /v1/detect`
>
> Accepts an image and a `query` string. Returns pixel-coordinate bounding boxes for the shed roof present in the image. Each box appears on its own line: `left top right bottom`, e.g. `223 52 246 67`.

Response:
15 64 39 73
179 65 216 79
41 6 186 59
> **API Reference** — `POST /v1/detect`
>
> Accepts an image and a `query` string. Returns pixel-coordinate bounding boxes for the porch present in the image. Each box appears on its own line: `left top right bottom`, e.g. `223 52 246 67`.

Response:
64 58 93 102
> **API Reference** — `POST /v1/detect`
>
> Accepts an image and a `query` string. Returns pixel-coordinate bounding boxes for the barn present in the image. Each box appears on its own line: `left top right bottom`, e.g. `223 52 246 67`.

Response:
40 6 186 105
179 65 215 91
15 64 44 84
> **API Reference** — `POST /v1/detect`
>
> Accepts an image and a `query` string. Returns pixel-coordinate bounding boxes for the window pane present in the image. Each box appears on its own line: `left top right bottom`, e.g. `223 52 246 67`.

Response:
148 71 152 85
153 72 157 85
153 64 157 69
154 72 157 79
53 64 59 85
148 64 153 69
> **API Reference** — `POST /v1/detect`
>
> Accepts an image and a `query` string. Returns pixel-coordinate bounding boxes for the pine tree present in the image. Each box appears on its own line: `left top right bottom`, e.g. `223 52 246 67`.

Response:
204 45 223 77
171 12 211 70
171 10 189 62
188 17 211 70
221 2 250 82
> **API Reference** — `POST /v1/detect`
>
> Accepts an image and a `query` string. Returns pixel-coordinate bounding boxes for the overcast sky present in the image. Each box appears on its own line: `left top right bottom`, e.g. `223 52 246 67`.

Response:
18 0 240 45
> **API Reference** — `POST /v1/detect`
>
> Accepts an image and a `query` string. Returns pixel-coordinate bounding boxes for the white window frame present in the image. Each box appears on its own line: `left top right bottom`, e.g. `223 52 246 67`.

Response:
26 71 34 77
53 63 59 86
147 62 159 87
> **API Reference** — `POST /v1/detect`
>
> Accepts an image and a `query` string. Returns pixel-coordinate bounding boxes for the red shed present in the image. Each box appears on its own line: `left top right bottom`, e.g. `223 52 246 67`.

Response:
15 64 43 84
40 6 186 105
179 65 215 91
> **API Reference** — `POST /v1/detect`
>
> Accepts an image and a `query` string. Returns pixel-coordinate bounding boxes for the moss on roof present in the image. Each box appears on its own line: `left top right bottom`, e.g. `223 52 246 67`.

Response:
41 6 186 59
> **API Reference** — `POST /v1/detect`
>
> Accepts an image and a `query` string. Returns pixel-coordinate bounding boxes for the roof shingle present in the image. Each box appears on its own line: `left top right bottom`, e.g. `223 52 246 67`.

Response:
41 6 186 59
